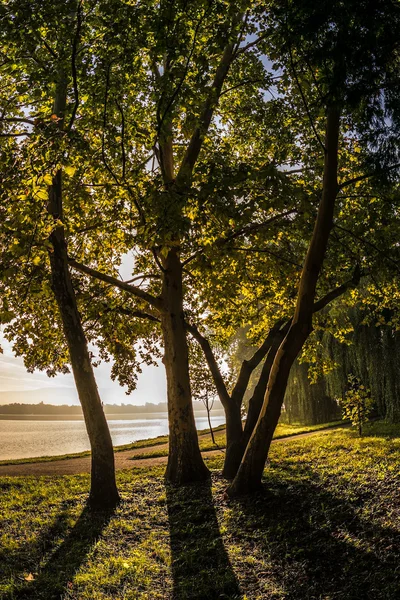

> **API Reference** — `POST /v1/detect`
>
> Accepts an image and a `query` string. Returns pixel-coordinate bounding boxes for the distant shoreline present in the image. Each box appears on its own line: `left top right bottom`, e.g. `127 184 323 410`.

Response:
0 409 225 421
0 400 224 418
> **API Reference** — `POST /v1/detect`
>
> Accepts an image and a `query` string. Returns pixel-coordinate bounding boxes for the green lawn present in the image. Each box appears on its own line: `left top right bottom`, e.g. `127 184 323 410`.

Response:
0 422 398 599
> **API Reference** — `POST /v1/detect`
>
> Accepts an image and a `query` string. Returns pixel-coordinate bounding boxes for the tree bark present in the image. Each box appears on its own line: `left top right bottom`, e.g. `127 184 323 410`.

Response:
48 75 119 510
221 400 243 479
227 105 341 496
161 248 209 484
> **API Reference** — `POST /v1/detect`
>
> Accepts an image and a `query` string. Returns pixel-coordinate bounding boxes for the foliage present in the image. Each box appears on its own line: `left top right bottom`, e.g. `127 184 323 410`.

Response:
1 0 399 399
282 305 400 425
340 374 375 435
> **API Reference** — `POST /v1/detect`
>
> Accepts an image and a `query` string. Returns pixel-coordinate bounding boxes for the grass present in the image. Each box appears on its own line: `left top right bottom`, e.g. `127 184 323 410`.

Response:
0 420 345 466
0 422 398 599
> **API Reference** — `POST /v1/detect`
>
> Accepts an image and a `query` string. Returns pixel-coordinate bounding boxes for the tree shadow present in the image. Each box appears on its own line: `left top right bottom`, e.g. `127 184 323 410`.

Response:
5 503 114 599
166 479 242 600
228 463 400 599
0 498 72 581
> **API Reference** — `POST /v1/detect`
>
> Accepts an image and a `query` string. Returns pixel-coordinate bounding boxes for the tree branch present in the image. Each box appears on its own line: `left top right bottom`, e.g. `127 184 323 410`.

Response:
288 45 326 153
176 14 244 184
186 322 232 409
0 117 35 126
229 267 361 409
235 32 269 55
67 0 83 132
68 258 165 311
230 320 286 407
182 209 296 267
338 162 400 190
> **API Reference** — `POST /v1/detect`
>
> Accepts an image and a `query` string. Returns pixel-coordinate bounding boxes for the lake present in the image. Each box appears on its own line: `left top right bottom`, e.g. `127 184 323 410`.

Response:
0 412 226 460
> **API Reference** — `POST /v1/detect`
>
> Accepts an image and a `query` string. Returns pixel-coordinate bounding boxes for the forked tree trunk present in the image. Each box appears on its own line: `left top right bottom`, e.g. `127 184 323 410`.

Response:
222 326 287 479
227 106 341 496
242 329 286 447
161 248 209 484
48 77 119 510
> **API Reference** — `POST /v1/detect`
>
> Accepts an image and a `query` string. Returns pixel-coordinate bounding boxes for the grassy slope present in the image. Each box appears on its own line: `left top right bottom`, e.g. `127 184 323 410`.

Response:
0 421 398 600
0 420 344 466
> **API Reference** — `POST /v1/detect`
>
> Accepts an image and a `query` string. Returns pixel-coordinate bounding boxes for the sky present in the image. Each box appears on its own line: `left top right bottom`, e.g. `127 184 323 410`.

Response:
0 333 167 405
0 255 167 406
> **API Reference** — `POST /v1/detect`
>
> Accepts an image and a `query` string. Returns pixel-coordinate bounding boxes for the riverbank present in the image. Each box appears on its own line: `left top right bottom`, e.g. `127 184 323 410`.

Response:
0 420 345 468
0 412 226 461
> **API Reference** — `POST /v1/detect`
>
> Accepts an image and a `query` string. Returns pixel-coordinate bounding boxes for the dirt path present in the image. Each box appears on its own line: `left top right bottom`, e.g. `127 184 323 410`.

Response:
0 426 346 477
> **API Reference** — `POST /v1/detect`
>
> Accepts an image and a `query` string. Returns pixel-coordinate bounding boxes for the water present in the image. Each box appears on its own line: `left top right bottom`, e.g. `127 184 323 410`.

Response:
0 412 226 460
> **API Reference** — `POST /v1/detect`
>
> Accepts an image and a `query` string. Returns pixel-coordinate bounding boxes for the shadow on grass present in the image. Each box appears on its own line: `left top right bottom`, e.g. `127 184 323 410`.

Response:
228 463 400 600
0 498 73 583
166 480 242 600
5 504 114 600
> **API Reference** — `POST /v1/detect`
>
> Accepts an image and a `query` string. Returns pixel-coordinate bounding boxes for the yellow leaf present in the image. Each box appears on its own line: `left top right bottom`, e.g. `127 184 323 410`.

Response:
64 166 76 177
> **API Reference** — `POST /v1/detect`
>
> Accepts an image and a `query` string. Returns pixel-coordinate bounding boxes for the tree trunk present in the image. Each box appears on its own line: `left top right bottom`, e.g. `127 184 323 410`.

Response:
161 248 209 484
227 322 312 495
227 106 340 497
221 401 244 479
47 76 119 510
48 172 120 509
222 325 287 479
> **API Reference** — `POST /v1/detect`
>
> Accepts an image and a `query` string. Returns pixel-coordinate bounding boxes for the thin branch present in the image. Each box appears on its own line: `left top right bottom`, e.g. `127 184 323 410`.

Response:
68 258 165 311
224 209 296 244
220 78 265 97
235 32 269 55
313 267 362 312
124 274 161 284
0 117 35 126
0 132 32 137
229 245 302 267
288 45 326 153
101 62 146 224
182 209 296 267
67 0 83 131
40 37 58 59
115 98 126 179
176 13 244 184
334 224 400 272
157 8 207 138
186 322 232 409
338 162 400 190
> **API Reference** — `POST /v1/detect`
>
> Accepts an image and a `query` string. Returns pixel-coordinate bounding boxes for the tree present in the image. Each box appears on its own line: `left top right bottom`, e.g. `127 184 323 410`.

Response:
0 0 120 508
226 0 400 495
1 0 266 485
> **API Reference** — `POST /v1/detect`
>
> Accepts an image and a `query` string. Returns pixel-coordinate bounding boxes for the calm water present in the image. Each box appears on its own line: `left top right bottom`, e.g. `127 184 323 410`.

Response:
0 412 226 460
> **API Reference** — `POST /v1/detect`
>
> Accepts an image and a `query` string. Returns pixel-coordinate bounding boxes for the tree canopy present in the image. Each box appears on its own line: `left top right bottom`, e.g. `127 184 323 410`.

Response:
0 0 399 497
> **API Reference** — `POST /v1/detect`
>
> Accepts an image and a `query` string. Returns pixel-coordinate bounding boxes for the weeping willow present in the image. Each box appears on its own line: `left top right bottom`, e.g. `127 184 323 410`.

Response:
282 311 400 424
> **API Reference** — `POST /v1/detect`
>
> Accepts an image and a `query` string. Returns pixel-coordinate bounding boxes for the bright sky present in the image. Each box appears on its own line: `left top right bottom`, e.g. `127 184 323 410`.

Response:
0 255 167 406
0 333 167 405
